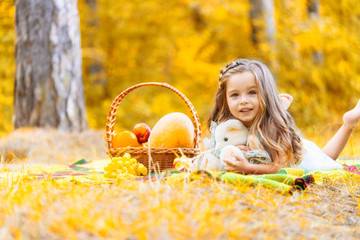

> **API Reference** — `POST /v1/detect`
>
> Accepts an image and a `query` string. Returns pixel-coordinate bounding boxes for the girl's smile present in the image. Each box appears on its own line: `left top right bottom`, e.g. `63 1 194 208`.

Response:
239 108 252 113
226 71 261 128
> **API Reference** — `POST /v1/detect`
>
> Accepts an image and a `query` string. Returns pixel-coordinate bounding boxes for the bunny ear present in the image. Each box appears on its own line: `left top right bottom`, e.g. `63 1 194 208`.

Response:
203 138 215 149
209 121 218 133
203 121 217 149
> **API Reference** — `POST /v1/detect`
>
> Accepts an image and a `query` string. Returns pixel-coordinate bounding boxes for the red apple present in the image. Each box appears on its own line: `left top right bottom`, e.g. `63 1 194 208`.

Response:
132 123 151 144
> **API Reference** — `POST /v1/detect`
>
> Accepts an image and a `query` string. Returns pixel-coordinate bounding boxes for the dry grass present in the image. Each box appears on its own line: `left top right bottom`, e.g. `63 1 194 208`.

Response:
0 128 108 166
0 128 359 239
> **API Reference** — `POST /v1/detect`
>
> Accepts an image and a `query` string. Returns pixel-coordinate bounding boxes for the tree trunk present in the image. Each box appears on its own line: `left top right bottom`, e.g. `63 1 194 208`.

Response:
249 0 275 45
14 0 87 131
307 0 320 20
307 0 323 64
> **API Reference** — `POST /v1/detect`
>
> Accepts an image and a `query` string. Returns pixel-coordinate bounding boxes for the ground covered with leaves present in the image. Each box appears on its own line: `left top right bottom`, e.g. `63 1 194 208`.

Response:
0 128 359 239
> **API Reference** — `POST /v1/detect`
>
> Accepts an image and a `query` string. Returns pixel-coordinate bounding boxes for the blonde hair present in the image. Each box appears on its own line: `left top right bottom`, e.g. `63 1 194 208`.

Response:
208 59 302 166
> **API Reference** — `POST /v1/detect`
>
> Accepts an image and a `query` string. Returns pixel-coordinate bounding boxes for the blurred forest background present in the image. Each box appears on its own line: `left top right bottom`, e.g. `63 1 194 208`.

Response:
1 0 360 138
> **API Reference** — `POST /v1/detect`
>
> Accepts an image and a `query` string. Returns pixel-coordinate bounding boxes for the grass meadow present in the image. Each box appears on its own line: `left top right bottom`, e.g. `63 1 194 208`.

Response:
0 127 359 239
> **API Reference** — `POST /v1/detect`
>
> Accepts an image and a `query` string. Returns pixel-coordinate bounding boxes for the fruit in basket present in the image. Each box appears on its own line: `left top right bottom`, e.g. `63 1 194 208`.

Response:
111 131 141 148
148 112 195 148
132 123 151 143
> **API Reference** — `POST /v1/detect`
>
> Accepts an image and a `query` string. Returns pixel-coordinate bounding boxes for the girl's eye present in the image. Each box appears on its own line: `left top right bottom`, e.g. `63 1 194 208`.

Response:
249 91 257 95
231 93 239 97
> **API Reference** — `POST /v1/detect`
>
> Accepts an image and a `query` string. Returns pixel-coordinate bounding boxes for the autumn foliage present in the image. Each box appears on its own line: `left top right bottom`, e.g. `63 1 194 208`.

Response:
1 0 360 138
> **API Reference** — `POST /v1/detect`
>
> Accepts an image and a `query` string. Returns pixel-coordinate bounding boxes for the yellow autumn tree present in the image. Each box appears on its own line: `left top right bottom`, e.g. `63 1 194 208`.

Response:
0 0 15 135
1 0 360 137
273 0 360 135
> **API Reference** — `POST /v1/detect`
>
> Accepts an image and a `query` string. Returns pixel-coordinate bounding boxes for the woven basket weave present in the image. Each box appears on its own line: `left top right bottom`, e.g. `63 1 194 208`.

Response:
105 82 201 171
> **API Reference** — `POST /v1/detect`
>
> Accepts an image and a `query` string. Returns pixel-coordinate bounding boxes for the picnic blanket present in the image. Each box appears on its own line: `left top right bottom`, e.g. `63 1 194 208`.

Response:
1 159 359 194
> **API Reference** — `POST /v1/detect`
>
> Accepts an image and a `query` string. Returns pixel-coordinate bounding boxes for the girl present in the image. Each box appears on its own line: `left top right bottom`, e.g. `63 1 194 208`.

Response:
208 59 360 174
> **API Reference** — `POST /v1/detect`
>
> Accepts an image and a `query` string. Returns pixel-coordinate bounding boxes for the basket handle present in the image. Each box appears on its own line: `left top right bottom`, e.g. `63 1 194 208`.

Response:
106 82 202 150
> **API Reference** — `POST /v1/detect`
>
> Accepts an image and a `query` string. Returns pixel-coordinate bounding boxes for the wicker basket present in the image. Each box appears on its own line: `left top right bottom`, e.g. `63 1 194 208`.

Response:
105 82 201 171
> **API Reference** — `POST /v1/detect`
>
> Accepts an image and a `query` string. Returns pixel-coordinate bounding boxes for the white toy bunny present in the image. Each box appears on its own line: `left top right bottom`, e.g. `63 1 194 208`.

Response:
206 119 248 170
191 119 271 171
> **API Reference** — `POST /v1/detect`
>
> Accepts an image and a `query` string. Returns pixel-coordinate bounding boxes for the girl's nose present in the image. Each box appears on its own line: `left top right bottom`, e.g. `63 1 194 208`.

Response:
239 95 248 104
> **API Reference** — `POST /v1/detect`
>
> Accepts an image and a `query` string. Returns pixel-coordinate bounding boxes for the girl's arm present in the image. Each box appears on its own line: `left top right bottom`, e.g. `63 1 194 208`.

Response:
223 153 285 174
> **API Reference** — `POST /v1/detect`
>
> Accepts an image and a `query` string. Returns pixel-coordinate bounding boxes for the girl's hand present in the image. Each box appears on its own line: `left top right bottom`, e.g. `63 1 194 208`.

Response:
235 145 250 151
223 154 250 174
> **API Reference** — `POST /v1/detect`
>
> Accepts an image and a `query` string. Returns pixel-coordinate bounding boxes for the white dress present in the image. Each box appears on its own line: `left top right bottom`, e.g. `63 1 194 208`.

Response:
295 138 344 172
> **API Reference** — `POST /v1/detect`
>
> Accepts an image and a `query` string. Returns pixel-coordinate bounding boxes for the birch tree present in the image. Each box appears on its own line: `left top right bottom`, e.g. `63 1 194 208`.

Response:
249 0 276 45
307 0 323 63
14 0 87 131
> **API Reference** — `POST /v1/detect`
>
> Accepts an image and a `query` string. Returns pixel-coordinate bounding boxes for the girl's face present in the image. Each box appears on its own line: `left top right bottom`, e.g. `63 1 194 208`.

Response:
226 71 261 128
